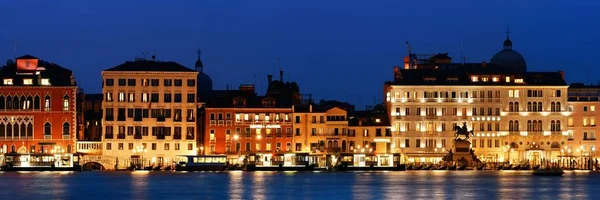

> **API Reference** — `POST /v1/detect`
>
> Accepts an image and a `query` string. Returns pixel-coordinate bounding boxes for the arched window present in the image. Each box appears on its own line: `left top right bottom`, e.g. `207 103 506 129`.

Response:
44 95 51 111
556 120 561 131
537 120 542 131
342 140 347 152
532 102 537 112
0 124 5 138
509 102 514 112
27 123 33 138
527 120 532 131
26 96 33 110
6 96 12 109
12 95 18 109
551 102 556 112
515 120 519 131
6 124 12 138
0 95 4 109
532 120 538 131
556 102 561 112
20 96 26 110
349 141 355 150
538 102 542 112
551 120 556 131
63 122 70 136
67 144 72 153
509 120 514 131
44 122 52 135
63 95 70 111
20 123 26 138
527 102 532 111
515 102 519 111
13 124 18 138
333 140 338 148
34 95 40 110
11 145 15 153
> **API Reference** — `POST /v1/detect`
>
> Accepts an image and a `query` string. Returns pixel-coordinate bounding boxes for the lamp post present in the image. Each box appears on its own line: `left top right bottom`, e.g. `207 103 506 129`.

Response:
200 146 205 156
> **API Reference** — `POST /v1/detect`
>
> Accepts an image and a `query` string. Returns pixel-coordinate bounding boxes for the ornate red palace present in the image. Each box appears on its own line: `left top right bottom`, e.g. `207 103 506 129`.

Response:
0 55 78 154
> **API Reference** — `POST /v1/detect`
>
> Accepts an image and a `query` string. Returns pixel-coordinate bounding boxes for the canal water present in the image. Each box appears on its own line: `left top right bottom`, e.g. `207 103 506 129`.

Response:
0 171 597 199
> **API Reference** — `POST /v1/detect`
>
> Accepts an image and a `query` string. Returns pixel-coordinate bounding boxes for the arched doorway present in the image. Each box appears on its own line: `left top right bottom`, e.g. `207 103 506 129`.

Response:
17 146 27 154
341 140 347 152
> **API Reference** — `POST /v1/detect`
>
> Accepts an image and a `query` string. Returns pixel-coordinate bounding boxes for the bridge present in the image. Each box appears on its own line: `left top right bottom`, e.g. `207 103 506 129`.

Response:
76 141 130 170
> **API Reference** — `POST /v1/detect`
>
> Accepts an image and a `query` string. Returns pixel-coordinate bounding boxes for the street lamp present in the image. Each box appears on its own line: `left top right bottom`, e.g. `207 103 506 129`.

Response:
200 146 205 156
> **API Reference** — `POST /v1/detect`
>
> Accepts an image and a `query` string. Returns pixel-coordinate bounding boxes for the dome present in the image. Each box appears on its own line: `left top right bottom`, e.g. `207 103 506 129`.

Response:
197 72 213 92
194 49 213 92
490 38 527 72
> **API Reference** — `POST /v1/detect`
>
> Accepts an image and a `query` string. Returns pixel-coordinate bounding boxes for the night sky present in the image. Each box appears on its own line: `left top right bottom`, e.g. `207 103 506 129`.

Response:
1 0 599 109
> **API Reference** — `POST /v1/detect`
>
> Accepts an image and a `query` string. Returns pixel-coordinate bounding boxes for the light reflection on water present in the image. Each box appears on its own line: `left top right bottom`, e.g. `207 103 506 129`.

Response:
0 171 598 199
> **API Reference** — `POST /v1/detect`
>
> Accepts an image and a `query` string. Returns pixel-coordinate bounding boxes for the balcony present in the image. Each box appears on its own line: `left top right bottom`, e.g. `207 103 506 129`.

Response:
186 134 194 140
105 116 114 121
117 134 125 139
226 120 233 125
218 120 224 126
105 134 114 139
134 134 142 140
157 117 166 122
62 135 70 140
117 116 126 121
134 116 142 122
174 134 182 140
44 135 52 140
157 134 165 140
210 120 216 125
286 133 292 137
76 141 102 154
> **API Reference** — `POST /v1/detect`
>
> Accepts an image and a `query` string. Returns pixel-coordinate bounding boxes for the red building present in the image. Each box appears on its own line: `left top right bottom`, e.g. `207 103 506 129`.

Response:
0 55 78 154
201 74 301 162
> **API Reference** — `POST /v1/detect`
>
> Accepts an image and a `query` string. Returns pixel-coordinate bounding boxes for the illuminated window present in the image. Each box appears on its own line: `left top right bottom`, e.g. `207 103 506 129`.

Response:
508 90 514 98
592 106 596 112
514 90 520 97
3 79 13 85
471 76 478 82
481 77 489 82
505 76 510 83
23 79 33 85
128 93 135 102
142 93 148 103
63 95 70 111
106 92 113 102
44 95 51 111
118 92 125 102
254 114 259 121
515 79 524 83
244 114 249 121
41 79 50 86
375 118 381 123
492 77 499 82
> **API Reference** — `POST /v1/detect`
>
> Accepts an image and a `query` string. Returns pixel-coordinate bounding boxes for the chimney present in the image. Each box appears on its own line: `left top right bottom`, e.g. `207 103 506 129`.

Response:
280 70 284 82
481 61 487 68
393 66 400 80
559 70 565 80
267 75 273 84
309 105 312 112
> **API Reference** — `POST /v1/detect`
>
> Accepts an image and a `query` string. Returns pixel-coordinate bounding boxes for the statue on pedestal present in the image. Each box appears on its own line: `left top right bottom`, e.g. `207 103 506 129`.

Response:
454 122 474 141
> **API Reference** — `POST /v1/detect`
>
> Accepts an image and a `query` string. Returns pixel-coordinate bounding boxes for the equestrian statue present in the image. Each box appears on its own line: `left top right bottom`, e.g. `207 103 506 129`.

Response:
454 122 474 140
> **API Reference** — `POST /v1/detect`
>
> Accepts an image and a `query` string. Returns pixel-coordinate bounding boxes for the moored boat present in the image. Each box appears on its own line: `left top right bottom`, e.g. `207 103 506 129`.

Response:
175 155 227 171
532 168 564 176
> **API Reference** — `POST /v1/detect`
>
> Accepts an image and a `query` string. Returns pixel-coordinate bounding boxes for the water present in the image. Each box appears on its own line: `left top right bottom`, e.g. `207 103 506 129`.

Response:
0 171 598 199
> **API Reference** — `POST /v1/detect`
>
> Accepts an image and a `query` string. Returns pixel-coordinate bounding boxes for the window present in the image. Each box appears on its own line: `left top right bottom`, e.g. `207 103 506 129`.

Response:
174 94 181 103
142 93 149 103
142 79 150 86
105 79 114 86
188 143 193 150
187 79 195 86
44 122 51 135
62 122 70 136
128 93 135 102
152 143 157 150
151 79 159 86
187 94 195 103
416 139 421 148
151 93 159 102
505 76 510 83
128 79 136 86
23 79 33 85
41 79 50 86
63 95 69 111
118 79 126 86
471 76 478 82
515 79 524 83
164 79 172 86
118 143 124 150
105 92 113 102
592 106 596 112
106 143 112 150
118 92 125 102
164 94 172 102
164 143 170 150
174 79 182 86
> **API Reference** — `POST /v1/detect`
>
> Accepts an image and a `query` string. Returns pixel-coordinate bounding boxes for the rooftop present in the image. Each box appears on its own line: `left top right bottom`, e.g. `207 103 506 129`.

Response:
104 59 196 72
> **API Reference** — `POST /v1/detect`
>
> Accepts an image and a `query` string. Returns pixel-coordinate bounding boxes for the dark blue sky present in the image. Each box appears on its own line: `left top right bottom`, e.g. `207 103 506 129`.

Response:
1 1 599 108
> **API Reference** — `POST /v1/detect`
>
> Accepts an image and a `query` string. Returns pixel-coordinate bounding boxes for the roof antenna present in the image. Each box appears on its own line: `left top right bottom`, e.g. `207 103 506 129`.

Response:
461 40 465 65
278 57 283 82
142 52 149 60
152 48 156 60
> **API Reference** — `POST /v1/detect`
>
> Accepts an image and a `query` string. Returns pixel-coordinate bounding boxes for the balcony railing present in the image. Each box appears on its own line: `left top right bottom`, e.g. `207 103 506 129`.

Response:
44 135 52 140
174 134 182 140
186 134 194 140
105 116 114 121
134 134 142 139
117 134 125 139
105 134 114 139
62 135 70 140
157 134 165 140
76 141 102 154
117 116 126 121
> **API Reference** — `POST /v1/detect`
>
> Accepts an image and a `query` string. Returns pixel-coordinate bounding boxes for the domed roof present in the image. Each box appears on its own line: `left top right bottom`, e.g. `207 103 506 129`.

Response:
490 38 527 72
195 49 213 92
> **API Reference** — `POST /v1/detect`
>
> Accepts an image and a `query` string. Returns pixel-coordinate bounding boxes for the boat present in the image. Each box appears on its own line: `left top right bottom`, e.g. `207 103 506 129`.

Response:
532 168 564 176
1 152 79 171
174 155 227 171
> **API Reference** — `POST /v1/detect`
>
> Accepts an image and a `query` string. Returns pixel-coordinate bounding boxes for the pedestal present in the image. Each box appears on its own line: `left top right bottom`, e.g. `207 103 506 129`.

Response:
453 139 474 166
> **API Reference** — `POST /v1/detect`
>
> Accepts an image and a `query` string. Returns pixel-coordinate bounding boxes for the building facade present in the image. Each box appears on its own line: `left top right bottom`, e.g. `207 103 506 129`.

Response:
0 55 78 155
101 59 199 166
566 84 599 162
83 93 103 141
385 37 570 165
